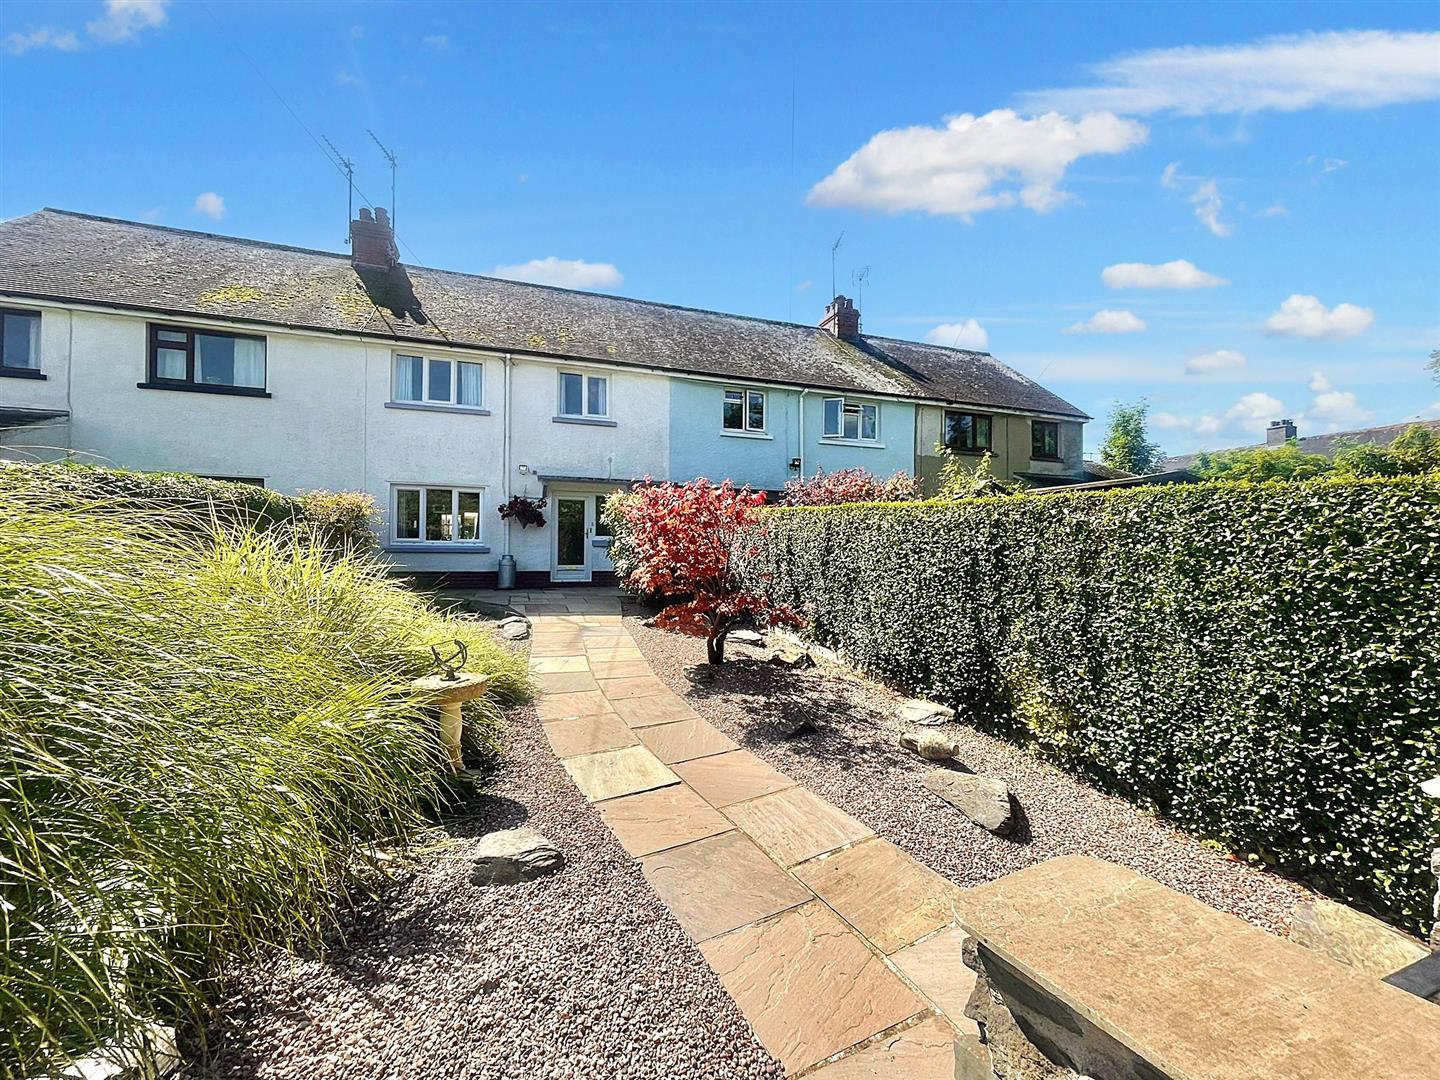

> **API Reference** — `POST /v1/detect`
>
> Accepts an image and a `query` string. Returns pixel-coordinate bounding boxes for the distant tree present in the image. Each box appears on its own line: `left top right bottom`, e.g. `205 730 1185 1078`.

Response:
1100 400 1165 475
1429 346 1439 384
1334 424 1440 478
1190 443 1333 482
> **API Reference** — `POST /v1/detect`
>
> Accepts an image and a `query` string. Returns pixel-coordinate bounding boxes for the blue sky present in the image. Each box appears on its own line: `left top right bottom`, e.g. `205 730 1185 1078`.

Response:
2 0 1437 456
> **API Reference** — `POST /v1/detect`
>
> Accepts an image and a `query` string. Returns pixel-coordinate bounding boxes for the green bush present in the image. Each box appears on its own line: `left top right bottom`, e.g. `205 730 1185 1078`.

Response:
744 477 1440 933
0 479 528 1077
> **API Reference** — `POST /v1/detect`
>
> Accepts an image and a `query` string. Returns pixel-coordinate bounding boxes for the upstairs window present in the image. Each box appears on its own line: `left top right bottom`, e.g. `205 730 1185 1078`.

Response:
0 307 41 375
944 411 992 452
1031 420 1061 460
559 372 609 419
392 354 484 408
723 389 766 432
822 396 879 441
147 324 266 392
392 485 483 544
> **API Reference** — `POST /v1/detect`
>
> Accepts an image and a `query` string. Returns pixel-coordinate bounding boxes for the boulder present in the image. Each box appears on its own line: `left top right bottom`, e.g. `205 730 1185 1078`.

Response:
499 619 530 641
923 769 1015 835
1289 897 1429 978
768 648 814 670
470 827 564 885
728 628 766 647
900 730 962 762
897 699 954 727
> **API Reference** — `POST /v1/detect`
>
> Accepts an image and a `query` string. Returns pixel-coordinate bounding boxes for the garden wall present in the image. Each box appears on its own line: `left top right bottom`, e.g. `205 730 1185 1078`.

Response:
743 478 1440 931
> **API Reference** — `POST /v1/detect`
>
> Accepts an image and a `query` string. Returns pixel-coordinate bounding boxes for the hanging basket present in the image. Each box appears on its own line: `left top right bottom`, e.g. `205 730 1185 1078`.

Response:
498 495 547 529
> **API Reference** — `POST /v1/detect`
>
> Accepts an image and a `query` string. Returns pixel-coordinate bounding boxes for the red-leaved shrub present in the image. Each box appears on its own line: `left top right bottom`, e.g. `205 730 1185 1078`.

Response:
780 467 921 506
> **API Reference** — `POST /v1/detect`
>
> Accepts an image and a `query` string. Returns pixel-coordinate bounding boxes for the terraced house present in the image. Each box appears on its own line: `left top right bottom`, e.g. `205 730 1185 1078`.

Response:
0 208 1088 585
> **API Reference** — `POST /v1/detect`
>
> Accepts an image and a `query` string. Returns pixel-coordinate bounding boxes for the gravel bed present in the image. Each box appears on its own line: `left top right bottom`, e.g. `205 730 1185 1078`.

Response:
189 703 784 1080
627 617 1310 936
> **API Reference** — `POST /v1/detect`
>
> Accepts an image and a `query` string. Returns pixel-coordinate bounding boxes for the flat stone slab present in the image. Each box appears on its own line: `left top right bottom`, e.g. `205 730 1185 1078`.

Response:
722 785 873 867
589 659 653 680
542 714 639 759
636 717 739 764
673 750 796 808
804 1015 957 1079
529 655 589 674
535 670 599 695
535 690 614 721
955 855 1440 1080
561 745 679 803
699 900 926 1075
470 827 563 885
795 838 962 954
640 830 811 942
1289 896 1429 979
597 675 671 701
598 784 734 857
611 693 701 728
889 926 980 1034
410 671 490 705
897 699 954 726
922 769 1015 835
583 645 646 662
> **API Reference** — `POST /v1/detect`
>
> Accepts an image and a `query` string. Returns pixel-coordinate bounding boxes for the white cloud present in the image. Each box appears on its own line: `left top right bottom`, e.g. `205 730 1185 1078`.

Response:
1264 294 1374 340
1160 161 1181 189
795 280 813 292
1157 391 1286 440
1019 30 1440 116
491 257 623 290
807 109 1147 220
4 27 81 54
1308 388 1372 426
1308 371 1332 392
1186 349 1247 374
192 192 226 221
87 0 168 45
1101 259 1228 289
423 33 449 49
1308 155 1349 174
1189 179 1230 237
1064 309 1147 335
925 320 989 350
1258 201 1289 218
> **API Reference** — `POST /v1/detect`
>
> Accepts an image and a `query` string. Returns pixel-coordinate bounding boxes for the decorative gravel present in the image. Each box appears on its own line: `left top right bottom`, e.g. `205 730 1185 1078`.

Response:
626 617 1310 936
189 702 785 1080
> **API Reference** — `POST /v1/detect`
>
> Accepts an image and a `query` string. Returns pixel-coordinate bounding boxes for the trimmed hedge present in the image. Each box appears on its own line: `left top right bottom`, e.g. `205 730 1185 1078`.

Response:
744 477 1440 932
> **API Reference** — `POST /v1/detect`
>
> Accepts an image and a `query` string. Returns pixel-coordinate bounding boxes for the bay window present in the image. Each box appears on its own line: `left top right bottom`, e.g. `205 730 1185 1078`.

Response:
822 396 879 441
392 485 484 544
392 354 484 408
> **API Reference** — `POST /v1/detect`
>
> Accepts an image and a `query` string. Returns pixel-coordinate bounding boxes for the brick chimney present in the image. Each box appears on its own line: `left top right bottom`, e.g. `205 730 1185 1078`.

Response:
820 295 860 341
350 206 399 269
1266 419 1297 446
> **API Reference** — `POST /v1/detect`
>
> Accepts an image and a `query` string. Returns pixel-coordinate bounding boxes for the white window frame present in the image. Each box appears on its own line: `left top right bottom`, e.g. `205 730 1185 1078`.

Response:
390 484 487 546
392 353 485 410
558 371 610 419
821 396 881 443
722 388 767 434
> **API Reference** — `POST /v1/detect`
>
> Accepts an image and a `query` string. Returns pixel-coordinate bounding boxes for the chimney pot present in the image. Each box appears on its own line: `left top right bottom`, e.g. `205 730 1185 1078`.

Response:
1266 419 1297 446
821 295 860 341
350 205 398 269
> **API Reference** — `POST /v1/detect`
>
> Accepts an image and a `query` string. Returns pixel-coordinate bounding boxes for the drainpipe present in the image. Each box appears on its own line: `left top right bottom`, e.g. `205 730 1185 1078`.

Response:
797 388 811 479
498 353 517 589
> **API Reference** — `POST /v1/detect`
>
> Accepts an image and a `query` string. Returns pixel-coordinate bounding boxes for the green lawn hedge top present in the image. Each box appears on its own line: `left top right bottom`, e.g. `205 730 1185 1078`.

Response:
743 477 1440 933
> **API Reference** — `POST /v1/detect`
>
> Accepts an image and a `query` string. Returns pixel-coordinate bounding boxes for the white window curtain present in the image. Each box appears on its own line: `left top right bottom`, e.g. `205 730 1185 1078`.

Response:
394 355 423 401
458 361 483 407
232 337 265 388
587 376 607 416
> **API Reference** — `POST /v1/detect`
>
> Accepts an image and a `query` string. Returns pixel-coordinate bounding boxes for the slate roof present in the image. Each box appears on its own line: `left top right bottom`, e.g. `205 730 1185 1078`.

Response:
1162 418 1440 471
0 209 1088 419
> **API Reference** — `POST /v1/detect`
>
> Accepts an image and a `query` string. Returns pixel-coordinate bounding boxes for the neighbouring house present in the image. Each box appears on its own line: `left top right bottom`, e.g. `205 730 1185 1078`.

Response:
1163 417 1440 471
0 208 1088 585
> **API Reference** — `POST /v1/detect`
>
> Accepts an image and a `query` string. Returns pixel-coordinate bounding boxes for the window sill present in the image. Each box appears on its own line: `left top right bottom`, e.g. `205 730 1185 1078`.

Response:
1030 455 1065 464
945 446 993 456
385 401 491 416
721 429 774 441
137 381 271 398
0 367 46 380
384 543 492 554
819 437 886 449
553 415 617 427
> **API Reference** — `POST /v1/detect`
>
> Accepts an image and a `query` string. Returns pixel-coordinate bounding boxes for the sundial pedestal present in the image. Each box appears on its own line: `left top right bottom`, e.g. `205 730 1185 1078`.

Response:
410 672 491 773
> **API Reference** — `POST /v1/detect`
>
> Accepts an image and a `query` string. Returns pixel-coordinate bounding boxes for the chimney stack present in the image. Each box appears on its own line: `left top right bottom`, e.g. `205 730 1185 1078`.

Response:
820 295 860 341
1266 419 1297 446
350 206 399 269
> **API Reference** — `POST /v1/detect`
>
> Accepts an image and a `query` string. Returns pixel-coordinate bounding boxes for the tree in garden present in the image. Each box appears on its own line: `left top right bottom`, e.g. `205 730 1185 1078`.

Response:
1100 400 1165 475
604 478 799 664
936 447 1014 499
780 466 921 505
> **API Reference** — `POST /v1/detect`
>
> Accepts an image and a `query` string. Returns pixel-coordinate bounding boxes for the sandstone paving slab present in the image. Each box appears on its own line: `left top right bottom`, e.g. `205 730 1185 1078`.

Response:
589 659 654 680
795 838 962 955
640 830 812 943
598 783 734 857
803 1016 956 1079
535 670 600 695
535 690 616 721
585 645 646 662
528 655 590 674
562 745 679 803
636 717 740 765
528 639 587 657
722 785 873 868
673 750 796 808
611 693 702 728
597 675 671 701
699 900 927 1075
542 714 640 760
888 926 980 1036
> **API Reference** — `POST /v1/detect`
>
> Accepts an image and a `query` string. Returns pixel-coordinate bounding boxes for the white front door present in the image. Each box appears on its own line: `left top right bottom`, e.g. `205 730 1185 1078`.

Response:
551 492 593 582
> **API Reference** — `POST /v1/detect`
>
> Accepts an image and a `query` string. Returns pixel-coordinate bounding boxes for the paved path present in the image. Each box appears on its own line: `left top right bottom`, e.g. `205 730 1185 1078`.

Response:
519 596 978 1078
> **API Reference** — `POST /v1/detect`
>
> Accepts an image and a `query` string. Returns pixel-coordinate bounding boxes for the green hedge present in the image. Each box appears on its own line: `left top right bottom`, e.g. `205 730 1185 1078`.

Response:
744 478 1440 932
